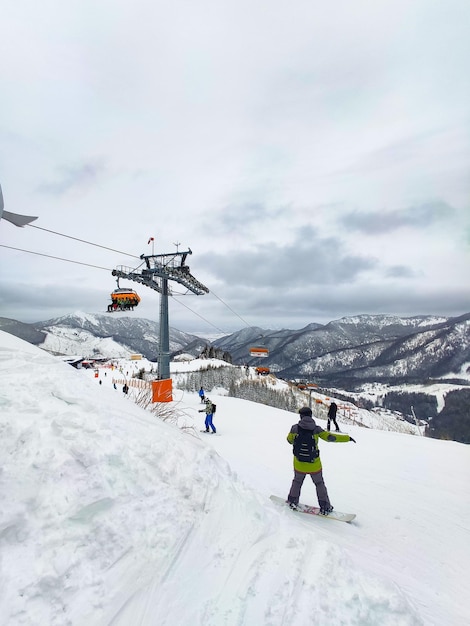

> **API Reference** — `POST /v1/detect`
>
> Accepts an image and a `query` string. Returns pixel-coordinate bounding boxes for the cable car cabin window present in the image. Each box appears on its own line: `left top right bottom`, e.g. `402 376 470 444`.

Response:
249 346 269 358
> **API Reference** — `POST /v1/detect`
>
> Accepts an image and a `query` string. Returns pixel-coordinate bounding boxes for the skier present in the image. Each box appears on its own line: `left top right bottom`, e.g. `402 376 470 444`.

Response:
287 406 355 514
199 398 216 433
198 386 205 403
327 401 340 432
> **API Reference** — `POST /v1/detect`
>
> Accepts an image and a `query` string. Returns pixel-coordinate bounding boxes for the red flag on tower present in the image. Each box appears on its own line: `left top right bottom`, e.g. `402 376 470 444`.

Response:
148 237 154 244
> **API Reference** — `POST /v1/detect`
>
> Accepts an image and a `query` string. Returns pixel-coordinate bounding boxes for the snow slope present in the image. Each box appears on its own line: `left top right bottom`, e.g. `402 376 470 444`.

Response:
1 331 469 626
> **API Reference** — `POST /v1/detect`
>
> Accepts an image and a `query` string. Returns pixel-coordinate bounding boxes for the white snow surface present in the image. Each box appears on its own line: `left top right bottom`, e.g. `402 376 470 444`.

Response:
1 331 469 626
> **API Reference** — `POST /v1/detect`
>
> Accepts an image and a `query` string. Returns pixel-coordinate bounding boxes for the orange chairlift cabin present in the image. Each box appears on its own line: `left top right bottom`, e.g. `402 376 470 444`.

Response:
107 286 141 312
249 346 269 358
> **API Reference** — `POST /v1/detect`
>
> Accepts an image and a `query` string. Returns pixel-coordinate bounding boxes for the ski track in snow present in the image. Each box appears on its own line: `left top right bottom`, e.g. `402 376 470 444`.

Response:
1 331 469 625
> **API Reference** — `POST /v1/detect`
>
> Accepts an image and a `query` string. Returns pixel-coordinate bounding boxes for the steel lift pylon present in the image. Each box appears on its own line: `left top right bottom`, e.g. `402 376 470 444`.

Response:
112 248 209 380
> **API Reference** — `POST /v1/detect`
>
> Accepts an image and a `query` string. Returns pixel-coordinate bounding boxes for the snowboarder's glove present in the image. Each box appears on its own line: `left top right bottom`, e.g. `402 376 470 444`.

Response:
349 437 356 443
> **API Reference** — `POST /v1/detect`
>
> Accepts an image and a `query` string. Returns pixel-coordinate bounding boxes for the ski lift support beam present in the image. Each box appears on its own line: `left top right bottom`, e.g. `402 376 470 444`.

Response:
111 249 209 380
111 249 209 296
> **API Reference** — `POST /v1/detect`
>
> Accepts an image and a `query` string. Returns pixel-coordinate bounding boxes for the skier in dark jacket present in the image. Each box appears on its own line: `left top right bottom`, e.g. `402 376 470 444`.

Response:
287 406 355 514
327 401 340 432
199 387 205 403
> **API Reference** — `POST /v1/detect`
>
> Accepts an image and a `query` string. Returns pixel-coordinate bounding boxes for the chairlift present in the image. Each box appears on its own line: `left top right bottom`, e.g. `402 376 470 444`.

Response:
107 287 141 312
249 346 269 358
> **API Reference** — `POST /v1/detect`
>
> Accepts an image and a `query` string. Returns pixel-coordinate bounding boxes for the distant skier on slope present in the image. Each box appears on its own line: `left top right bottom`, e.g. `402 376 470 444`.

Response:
327 401 340 432
199 398 216 433
199 386 205 403
286 407 356 514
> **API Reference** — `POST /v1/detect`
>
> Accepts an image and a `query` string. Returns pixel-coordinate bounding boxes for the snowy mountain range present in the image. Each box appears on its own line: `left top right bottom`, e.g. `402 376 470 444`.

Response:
0 312 205 361
2 312 470 390
213 312 470 387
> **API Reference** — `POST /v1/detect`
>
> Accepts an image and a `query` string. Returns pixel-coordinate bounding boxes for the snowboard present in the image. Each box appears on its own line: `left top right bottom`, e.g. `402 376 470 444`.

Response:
270 495 356 523
200 430 220 436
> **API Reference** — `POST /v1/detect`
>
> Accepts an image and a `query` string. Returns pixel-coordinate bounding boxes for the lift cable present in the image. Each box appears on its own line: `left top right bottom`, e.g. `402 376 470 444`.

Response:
208 289 253 331
0 244 112 271
27 223 140 259
172 295 227 334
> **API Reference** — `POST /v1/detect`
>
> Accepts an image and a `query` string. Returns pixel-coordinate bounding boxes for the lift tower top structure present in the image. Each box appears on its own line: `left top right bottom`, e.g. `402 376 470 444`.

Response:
112 248 209 381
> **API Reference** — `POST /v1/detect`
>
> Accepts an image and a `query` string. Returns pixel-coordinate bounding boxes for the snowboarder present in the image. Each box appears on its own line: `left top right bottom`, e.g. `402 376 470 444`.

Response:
199 386 205 403
327 401 340 432
199 398 216 433
287 406 356 514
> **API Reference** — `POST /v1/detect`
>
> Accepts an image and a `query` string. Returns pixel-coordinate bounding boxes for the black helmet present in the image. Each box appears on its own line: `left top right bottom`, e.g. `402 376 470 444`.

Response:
299 406 312 417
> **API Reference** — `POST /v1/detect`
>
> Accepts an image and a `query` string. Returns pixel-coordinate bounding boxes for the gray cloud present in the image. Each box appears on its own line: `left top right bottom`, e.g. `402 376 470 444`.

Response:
0 281 107 323
197 227 378 288
341 201 452 235
199 281 470 332
205 201 289 235
37 161 105 196
384 265 416 279
209 202 269 233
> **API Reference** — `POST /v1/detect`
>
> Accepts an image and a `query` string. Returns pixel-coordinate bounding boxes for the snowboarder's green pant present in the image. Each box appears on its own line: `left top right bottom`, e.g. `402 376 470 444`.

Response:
288 470 331 506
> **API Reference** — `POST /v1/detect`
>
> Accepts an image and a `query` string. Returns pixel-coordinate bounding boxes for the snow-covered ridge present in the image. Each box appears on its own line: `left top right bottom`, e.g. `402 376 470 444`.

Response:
332 313 448 328
40 327 132 359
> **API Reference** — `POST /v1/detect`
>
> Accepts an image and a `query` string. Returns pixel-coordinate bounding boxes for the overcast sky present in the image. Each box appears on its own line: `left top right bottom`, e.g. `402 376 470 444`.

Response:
1 0 469 334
